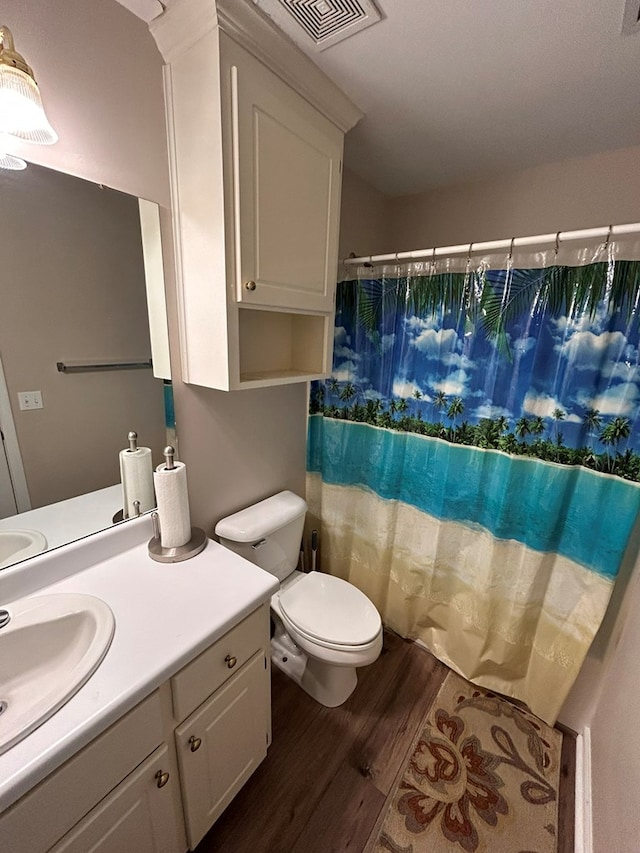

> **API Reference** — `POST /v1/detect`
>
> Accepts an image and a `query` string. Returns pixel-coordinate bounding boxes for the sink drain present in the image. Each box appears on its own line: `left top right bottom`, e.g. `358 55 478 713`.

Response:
0 609 10 629
0 701 7 717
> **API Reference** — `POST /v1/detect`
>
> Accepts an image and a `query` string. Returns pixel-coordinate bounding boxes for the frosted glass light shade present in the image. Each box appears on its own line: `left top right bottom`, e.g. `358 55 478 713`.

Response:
0 64 57 144
0 148 27 169
0 25 57 147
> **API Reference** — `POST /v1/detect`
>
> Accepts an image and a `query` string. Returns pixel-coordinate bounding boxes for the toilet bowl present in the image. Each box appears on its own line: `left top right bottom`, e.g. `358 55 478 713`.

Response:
215 491 383 707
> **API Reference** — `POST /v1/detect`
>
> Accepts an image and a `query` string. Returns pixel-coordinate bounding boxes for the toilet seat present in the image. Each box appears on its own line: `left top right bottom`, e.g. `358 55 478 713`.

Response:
279 572 381 649
279 611 382 654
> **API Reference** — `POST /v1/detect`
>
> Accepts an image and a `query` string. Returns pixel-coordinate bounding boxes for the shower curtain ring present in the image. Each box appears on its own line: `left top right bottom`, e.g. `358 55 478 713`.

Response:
554 231 561 257
605 225 613 247
465 243 473 273
508 237 515 263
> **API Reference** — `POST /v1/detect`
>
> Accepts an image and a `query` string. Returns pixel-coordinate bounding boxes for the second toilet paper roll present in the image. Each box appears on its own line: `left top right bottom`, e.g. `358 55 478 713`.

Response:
120 447 155 519
153 461 191 548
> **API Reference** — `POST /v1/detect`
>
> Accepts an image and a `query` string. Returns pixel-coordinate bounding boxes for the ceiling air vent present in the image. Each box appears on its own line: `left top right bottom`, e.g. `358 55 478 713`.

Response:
255 0 382 51
622 0 640 34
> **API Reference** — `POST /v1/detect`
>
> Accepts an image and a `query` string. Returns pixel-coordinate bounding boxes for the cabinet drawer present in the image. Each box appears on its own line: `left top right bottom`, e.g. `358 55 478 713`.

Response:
0 691 164 853
171 604 268 721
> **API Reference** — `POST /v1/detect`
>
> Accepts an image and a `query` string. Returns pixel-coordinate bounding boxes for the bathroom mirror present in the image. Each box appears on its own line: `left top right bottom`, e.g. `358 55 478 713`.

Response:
0 161 170 569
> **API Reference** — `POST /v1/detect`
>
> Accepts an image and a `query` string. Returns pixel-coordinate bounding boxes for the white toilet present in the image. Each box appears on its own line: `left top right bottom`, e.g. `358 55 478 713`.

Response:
215 491 383 707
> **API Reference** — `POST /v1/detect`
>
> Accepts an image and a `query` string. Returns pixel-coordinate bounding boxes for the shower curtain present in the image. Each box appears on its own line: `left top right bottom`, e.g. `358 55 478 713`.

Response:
307 238 640 724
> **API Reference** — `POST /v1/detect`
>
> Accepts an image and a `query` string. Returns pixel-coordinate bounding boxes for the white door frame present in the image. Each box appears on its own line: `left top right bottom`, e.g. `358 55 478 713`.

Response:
0 353 31 513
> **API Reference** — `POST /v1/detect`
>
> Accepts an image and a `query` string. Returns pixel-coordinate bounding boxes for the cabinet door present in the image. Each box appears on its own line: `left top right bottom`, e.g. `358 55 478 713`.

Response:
224 36 343 314
175 650 269 849
50 745 182 853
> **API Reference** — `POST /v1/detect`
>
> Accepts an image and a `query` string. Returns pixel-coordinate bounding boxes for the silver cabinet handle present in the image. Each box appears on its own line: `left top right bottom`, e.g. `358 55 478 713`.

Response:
244 280 257 291
225 654 237 669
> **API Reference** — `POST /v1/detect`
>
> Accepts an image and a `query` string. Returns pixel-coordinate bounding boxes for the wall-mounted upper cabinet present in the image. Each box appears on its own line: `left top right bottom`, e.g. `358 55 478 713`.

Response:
151 0 362 390
226 36 343 314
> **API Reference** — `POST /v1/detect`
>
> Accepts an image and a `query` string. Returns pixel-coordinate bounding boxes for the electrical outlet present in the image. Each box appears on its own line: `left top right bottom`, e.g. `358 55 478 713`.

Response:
18 391 43 411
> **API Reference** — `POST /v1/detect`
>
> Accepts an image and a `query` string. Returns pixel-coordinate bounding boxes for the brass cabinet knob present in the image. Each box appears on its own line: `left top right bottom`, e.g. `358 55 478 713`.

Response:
244 280 257 291
155 770 170 789
188 735 202 752
225 654 237 669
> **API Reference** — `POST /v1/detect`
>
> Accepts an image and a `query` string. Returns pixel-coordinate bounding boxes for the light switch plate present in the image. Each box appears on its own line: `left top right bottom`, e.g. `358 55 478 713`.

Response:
18 391 43 411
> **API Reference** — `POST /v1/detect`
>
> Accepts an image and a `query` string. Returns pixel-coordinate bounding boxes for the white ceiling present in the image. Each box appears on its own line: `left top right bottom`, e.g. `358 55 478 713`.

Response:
117 0 640 198
264 0 640 197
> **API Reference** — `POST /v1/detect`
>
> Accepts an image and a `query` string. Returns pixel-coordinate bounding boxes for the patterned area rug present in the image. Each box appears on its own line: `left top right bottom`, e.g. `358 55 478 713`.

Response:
372 672 562 853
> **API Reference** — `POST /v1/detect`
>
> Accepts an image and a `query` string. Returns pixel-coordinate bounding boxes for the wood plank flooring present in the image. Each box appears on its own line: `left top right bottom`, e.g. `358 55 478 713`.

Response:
195 632 575 853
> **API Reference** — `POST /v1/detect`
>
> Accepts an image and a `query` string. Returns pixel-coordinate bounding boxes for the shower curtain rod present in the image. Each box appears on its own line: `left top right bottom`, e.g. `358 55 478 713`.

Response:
342 221 640 267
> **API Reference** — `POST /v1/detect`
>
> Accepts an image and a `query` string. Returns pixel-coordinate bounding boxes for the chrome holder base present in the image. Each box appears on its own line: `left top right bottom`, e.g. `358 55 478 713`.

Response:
148 527 208 563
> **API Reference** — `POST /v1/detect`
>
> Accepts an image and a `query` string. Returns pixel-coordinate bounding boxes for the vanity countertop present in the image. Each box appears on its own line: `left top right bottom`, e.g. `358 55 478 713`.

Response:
0 515 279 813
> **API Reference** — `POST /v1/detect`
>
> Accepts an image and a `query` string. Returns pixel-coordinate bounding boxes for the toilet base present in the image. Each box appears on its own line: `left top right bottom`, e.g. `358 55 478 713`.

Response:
301 656 358 707
271 632 359 708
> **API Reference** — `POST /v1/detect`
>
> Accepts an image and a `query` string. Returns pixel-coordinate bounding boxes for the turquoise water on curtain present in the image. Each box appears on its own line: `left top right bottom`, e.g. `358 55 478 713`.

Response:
308 415 640 579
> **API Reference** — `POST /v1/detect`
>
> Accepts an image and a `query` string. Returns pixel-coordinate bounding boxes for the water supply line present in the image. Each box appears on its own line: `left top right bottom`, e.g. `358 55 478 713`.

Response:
311 529 319 573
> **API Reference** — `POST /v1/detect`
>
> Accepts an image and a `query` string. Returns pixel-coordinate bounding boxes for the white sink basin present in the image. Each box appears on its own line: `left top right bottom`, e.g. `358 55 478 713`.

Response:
0 530 47 570
0 593 115 755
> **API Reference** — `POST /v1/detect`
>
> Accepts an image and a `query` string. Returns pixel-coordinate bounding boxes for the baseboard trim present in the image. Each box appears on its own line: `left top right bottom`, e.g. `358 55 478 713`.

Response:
575 727 593 853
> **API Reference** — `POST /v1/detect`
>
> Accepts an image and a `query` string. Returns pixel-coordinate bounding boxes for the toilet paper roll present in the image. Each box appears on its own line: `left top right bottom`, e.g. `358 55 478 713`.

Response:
120 447 155 518
153 461 191 548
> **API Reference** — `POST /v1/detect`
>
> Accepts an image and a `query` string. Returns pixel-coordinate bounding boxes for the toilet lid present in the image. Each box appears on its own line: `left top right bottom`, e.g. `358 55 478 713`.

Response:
279 572 381 647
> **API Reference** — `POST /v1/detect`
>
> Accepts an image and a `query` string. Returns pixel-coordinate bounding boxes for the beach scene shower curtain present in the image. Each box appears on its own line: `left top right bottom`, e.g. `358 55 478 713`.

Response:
307 245 640 723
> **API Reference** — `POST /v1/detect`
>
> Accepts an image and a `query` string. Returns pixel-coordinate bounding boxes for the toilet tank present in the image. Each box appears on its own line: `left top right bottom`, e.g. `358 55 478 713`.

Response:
214 491 307 581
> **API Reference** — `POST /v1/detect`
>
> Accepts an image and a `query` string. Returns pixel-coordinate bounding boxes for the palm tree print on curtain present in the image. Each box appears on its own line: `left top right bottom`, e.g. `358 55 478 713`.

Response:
307 259 640 724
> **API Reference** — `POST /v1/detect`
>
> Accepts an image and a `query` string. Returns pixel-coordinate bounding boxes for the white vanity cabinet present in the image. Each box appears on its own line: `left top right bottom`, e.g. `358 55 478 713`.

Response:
151 0 362 390
0 691 181 853
170 604 271 849
0 603 271 853
175 652 268 848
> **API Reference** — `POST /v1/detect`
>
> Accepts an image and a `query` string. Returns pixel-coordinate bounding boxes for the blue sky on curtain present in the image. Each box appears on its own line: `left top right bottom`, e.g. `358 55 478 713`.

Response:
306 242 640 723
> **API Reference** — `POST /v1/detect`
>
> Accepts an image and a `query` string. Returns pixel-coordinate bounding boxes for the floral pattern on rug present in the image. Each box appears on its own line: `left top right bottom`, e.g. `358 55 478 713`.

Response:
373 673 561 853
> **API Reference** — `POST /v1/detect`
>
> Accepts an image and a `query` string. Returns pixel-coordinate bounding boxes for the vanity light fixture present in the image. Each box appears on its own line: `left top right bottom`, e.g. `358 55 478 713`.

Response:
0 25 57 170
0 150 27 170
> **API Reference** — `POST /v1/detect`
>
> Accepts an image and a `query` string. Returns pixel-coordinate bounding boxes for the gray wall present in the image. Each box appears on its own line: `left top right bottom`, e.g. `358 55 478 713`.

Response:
385 143 640 250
